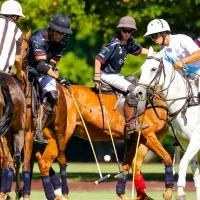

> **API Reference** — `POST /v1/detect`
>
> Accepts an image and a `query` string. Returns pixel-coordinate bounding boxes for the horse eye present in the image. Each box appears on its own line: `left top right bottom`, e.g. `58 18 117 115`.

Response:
151 67 157 71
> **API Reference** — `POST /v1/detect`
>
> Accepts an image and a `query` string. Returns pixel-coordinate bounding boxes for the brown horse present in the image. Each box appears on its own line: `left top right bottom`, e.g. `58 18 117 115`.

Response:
0 71 26 200
21 31 173 200
21 31 68 200
61 85 173 200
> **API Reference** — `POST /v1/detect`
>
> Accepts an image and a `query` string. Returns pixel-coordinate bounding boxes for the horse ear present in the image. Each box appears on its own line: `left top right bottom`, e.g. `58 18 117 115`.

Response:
147 46 154 56
24 29 32 41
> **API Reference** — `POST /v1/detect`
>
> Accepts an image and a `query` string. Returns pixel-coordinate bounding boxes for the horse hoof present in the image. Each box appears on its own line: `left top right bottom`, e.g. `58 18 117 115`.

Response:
60 194 69 200
163 188 172 200
0 192 5 200
23 194 32 200
141 195 154 200
117 193 129 200
176 194 186 200
60 195 69 200
54 196 61 200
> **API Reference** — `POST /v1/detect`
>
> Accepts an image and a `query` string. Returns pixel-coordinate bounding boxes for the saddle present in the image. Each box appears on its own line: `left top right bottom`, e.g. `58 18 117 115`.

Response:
26 67 41 119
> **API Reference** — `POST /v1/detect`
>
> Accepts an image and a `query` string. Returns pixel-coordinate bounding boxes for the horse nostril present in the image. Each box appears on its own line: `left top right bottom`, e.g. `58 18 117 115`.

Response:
138 91 143 96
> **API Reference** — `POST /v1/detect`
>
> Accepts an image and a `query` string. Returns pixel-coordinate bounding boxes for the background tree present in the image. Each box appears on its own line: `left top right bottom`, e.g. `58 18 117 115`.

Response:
19 0 200 85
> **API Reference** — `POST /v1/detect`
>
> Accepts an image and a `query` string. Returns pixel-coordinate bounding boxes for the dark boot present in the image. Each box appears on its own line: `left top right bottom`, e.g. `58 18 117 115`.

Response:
34 128 48 145
124 103 149 134
34 115 48 145
34 103 54 145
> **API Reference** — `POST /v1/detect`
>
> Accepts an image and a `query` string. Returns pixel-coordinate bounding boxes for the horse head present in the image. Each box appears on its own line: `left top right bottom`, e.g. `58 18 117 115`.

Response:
134 46 164 102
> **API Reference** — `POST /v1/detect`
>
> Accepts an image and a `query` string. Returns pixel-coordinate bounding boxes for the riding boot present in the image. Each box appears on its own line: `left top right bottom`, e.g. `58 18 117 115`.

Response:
34 102 54 145
34 113 48 145
124 103 149 134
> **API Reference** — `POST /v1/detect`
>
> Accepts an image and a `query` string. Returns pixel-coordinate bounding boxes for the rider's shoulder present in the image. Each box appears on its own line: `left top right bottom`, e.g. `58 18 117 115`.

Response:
172 34 193 42
108 36 121 47
30 28 48 42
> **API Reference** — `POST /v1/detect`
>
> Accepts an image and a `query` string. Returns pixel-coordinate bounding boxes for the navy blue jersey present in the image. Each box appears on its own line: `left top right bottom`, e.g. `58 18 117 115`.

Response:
28 28 67 67
96 35 142 74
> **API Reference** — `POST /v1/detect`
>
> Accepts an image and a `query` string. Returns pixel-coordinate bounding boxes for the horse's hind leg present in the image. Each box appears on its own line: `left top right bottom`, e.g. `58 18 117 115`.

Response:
116 139 135 200
13 130 25 200
144 132 173 200
36 129 58 200
0 137 15 200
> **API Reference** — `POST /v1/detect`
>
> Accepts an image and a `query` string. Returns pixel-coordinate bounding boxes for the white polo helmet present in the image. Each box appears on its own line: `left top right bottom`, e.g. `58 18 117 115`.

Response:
144 19 170 37
0 0 25 18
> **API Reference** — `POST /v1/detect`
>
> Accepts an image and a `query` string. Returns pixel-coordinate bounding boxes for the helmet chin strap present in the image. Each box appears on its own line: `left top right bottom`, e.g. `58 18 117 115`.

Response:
161 32 166 46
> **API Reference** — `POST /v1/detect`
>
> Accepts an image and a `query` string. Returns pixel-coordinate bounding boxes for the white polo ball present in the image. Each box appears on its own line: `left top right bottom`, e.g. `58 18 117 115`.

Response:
104 155 111 162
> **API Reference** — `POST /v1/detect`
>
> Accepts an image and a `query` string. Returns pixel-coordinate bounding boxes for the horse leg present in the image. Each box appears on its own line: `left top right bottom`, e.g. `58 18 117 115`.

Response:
190 156 200 200
176 138 200 200
13 130 24 200
49 167 62 197
22 128 34 200
116 139 136 200
36 129 58 200
0 137 14 200
144 132 173 200
23 92 35 200
56 132 70 200
133 144 154 200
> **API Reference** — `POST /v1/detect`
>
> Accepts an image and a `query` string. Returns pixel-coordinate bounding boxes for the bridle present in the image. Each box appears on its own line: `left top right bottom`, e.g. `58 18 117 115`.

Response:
137 55 198 123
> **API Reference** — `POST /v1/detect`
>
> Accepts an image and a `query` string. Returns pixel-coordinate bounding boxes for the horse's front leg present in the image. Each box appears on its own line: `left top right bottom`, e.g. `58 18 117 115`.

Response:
56 134 69 200
132 143 154 200
22 128 34 200
190 156 200 200
144 132 173 200
176 138 200 200
36 128 59 200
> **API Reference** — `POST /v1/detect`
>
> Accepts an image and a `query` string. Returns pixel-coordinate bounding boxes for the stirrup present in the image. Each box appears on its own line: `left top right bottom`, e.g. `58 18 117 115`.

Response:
34 132 48 145
127 124 150 135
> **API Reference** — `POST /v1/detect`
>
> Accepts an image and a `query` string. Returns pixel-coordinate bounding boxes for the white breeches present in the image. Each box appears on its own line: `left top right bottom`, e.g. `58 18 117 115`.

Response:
38 75 56 99
100 71 131 92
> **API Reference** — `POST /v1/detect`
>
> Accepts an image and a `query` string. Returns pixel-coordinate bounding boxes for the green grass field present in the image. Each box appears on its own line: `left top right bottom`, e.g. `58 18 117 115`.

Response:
33 162 191 174
9 190 196 200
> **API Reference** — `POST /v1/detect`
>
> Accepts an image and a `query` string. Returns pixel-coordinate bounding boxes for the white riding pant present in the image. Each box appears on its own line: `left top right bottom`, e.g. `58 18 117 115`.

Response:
100 71 131 92
37 75 56 100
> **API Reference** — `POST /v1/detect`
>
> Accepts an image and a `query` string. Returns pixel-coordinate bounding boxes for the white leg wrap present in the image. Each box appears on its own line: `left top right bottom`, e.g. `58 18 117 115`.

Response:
54 187 62 197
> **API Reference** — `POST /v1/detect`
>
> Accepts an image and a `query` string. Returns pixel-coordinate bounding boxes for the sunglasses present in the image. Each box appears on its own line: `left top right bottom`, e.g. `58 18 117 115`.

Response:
54 30 66 36
121 28 134 34
149 33 160 40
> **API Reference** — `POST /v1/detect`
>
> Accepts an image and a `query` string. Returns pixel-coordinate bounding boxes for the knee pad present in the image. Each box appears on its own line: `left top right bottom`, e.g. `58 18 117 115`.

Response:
125 84 137 106
45 91 58 106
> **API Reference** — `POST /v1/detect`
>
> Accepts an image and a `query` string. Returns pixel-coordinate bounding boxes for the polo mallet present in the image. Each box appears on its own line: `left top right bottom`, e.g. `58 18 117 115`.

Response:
98 87 128 178
131 102 147 199
65 85 110 185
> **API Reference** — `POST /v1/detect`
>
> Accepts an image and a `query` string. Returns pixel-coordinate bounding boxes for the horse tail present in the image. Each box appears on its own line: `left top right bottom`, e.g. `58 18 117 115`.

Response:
0 82 14 136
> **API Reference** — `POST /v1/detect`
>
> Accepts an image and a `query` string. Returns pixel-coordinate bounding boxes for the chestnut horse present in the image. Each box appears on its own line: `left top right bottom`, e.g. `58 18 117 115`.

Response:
21 31 172 200
22 31 68 200
0 71 26 200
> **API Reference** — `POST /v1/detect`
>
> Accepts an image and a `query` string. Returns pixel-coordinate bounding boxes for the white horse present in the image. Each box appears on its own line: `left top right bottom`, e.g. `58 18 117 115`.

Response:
134 47 200 200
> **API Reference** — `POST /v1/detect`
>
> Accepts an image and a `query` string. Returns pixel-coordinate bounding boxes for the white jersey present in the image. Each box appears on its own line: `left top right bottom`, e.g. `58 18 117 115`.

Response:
158 34 200 69
0 17 22 72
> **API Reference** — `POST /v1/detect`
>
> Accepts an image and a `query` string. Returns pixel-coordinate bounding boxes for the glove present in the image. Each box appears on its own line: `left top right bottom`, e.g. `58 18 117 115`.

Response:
57 77 70 86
